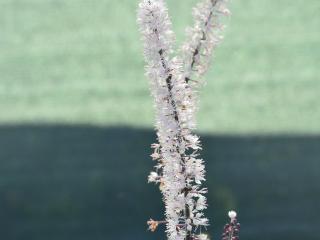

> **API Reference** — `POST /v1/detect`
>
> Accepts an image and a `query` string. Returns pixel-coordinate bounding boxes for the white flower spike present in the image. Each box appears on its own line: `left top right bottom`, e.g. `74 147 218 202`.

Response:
137 0 230 239
182 0 230 87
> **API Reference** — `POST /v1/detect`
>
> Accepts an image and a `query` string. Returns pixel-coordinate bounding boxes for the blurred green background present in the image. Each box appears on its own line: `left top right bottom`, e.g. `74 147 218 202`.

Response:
0 0 319 239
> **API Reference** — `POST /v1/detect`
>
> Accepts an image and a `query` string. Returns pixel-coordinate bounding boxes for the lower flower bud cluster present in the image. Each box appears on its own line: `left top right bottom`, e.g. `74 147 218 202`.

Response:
221 211 240 240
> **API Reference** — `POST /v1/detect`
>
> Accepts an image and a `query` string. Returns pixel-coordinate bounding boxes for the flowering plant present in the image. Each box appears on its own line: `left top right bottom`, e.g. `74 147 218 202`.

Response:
137 0 238 239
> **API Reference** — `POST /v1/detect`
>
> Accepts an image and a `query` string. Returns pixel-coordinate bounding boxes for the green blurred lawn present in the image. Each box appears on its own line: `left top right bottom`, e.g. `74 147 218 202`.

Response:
1 0 319 133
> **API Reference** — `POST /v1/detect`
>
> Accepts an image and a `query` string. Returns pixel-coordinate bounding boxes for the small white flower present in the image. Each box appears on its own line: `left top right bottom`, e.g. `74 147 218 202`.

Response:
228 210 237 219
222 8 231 16
196 195 207 210
148 172 159 183
187 224 193 231
198 234 209 240
150 152 161 160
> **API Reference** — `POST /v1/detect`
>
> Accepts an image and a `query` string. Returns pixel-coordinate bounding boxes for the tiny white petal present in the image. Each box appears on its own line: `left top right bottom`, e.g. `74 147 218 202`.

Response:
198 234 209 240
228 210 237 219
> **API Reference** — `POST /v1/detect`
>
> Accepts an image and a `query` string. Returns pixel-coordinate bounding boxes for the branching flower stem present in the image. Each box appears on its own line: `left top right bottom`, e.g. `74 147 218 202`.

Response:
137 0 230 239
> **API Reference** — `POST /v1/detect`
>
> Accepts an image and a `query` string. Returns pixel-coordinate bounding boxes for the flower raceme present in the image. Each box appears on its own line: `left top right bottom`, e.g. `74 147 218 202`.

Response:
221 211 240 240
137 0 231 239
182 0 230 85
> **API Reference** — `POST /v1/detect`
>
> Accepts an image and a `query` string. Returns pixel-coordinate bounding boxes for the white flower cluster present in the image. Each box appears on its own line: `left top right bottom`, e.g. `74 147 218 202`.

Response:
137 0 229 239
182 0 230 86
